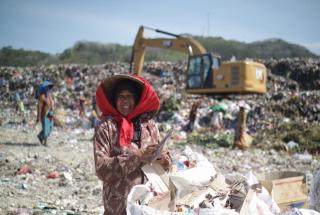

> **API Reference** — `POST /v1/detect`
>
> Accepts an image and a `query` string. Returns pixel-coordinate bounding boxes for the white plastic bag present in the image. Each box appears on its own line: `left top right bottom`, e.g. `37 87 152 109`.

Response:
170 167 216 198
245 171 281 214
170 146 217 198
127 184 239 215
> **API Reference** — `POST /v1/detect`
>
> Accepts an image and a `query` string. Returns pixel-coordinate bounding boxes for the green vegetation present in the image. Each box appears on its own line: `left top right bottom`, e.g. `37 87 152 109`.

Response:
0 46 57 67
59 41 132 64
254 122 320 154
174 128 234 149
161 95 180 113
144 48 186 62
196 37 318 60
1 37 318 67
280 122 320 154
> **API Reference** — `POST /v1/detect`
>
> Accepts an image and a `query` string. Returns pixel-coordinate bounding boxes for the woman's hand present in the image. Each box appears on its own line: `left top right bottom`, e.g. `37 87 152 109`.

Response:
135 144 157 164
159 151 172 171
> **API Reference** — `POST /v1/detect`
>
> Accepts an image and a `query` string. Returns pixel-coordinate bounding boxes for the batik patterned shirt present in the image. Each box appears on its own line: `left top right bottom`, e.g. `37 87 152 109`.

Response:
93 116 171 215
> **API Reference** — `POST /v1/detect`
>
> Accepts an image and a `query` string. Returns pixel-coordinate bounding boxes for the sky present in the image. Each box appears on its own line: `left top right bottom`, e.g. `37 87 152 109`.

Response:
1 0 320 55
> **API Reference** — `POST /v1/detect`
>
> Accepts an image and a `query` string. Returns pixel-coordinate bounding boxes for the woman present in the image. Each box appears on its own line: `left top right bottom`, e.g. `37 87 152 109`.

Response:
93 74 171 215
36 80 54 146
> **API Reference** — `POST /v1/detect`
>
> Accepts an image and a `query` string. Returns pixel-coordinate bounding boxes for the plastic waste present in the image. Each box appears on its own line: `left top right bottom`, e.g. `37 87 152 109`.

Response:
47 171 60 179
293 152 312 161
286 141 299 149
16 165 32 175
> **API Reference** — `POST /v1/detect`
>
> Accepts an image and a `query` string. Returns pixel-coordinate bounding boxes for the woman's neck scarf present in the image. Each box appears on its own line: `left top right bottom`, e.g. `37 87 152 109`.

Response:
95 75 160 147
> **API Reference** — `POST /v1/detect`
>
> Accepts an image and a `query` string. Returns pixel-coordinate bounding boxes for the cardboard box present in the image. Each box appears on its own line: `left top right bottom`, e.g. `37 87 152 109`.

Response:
255 171 308 211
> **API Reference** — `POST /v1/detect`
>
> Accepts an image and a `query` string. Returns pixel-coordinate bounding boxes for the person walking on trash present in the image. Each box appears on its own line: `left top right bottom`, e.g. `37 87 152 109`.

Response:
78 92 86 117
210 103 226 132
93 74 172 215
186 100 201 132
36 80 55 146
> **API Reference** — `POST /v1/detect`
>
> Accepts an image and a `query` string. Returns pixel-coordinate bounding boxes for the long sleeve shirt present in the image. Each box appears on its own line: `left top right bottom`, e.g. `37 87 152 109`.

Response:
93 116 171 215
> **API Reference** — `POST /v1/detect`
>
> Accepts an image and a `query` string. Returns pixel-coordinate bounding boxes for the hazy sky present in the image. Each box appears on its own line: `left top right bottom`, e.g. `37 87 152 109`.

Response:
1 0 319 55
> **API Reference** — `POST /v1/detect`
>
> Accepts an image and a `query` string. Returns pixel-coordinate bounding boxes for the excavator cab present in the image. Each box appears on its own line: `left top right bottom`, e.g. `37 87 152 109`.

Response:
186 53 220 90
186 53 267 94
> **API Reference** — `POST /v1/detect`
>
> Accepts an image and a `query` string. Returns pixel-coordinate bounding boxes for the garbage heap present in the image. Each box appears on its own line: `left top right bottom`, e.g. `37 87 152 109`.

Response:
127 146 315 215
0 58 319 153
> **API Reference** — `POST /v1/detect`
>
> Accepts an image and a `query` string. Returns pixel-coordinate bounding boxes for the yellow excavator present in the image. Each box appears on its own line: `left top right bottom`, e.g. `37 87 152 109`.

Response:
130 26 267 95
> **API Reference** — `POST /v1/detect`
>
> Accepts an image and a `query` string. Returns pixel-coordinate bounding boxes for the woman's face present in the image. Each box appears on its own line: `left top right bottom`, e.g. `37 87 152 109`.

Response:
116 89 136 116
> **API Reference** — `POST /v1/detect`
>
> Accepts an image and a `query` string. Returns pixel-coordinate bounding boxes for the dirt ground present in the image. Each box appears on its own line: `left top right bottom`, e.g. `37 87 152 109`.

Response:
0 125 103 214
0 124 319 214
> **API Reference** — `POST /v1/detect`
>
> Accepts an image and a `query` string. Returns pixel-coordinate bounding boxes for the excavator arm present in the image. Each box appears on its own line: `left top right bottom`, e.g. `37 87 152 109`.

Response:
130 26 207 75
130 25 267 95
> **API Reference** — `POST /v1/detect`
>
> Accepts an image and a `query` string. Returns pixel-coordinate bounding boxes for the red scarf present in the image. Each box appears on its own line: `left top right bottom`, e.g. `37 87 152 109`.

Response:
96 75 160 147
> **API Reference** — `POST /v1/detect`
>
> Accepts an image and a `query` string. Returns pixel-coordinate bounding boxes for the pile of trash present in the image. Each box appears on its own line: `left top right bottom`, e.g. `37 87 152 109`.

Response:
1 58 320 213
1 58 320 152
264 58 320 90
127 146 318 215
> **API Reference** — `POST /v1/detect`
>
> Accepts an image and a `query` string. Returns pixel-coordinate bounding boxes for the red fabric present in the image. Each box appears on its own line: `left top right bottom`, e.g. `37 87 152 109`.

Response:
17 165 32 175
96 74 160 147
47 171 60 179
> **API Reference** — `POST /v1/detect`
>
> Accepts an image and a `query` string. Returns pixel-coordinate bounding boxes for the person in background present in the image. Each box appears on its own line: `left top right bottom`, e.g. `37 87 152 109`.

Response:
211 109 225 131
89 108 98 129
78 92 86 117
89 95 99 128
14 92 25 116
92 95 99 115
234 101 252 149
36 80 54 146
186 100 202 132
93 74 171 215
210 100 227 132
